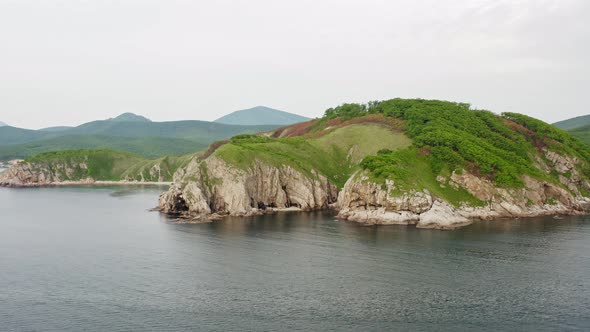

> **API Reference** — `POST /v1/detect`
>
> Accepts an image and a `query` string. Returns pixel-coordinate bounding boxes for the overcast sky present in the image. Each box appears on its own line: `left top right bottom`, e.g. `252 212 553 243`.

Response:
0 0 588 129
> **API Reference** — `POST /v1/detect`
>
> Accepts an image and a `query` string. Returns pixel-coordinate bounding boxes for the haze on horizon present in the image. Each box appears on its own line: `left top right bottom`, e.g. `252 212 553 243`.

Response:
0 0 588 129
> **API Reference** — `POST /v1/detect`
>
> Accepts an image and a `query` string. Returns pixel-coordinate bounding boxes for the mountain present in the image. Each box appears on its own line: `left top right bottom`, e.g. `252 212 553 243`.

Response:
0 121 6 127
553 114 590 130
567 125 590 145
0 126 45 145
39 126 73 132
0 135 208 160
550 114 590 145
109 112 151 122
0 113 280 160
214 106 310 125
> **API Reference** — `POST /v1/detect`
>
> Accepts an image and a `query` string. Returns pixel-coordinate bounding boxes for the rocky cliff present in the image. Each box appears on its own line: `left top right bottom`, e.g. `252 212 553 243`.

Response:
159 147 590 229
159 156 338 220
0 150 180 187
337 149 590 229
0 160 94 186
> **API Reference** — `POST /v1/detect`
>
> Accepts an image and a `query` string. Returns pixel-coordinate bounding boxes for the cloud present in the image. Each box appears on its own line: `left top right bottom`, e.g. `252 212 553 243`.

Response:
0 0 588 128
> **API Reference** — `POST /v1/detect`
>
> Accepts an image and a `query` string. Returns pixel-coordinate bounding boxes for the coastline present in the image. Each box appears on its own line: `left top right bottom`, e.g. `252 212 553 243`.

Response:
0 180 172 188
157 203 587 229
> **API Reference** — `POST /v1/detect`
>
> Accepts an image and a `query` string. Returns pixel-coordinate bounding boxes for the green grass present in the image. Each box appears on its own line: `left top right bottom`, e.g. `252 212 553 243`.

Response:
360 148 484 207
325 98 590 188
215 124 410 188
0 135 207 160
311 124 411 163
120 154 195 182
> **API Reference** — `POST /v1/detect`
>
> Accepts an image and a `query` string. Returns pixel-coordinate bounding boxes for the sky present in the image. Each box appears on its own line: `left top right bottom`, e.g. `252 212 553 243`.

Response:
0 0 588 129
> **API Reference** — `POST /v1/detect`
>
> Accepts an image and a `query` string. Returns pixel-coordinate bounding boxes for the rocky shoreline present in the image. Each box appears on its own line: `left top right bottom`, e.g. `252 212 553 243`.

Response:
4 147 590 230
0 180 172 188
156 150 590 230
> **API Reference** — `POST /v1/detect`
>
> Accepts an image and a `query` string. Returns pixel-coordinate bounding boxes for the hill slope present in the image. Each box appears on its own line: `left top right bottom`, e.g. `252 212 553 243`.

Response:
0 115 279 160
553 114 590 130
214 106 310 125
39 126 73 132
0 149 196 185
0 135 208 160
567 124 590 145
158 98 590 229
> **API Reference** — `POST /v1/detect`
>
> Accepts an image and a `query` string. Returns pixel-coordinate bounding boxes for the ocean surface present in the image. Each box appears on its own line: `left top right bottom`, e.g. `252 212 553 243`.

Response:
0 186 589 331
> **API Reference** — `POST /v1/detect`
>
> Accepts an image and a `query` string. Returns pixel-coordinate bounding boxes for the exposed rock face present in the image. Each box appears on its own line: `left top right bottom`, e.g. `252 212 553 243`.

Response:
336 174 471 230
0 161 94 187
0 159 169 186
158 156 338 217
337 150 590 229
159 148 590 229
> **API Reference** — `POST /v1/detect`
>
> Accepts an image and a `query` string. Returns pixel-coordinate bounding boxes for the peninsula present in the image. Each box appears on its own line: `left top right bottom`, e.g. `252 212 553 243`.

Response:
3 98 590 229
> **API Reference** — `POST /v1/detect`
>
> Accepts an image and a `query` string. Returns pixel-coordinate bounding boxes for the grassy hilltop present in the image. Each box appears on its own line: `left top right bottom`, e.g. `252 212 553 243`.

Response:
208 98 590 206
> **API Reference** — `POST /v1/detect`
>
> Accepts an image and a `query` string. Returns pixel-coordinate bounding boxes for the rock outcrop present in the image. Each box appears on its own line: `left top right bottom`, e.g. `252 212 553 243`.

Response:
336 174 471 229
158 156 338 218
337 170 590 230
0 161 94 187
0 159 171 187
337 148 590 229
159 148 590 229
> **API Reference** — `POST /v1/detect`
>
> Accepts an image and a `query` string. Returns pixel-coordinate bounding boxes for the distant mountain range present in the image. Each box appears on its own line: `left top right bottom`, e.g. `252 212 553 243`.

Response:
553 114 590 146
553 115 590 131
0 121 7 127
215 106 310 125
109 112 152 123
0 108 309 160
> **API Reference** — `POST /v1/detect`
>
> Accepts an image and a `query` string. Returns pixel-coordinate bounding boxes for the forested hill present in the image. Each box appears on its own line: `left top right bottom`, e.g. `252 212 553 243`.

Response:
0 114 279 160
553 114 590 130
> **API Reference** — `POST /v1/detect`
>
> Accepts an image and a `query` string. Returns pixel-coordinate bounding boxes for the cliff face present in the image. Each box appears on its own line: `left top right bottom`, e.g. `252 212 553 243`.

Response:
158 156 338 218
336 175 471 229
159 148 590 229
337 149 590 229
0 161 94 186
0 158 172 186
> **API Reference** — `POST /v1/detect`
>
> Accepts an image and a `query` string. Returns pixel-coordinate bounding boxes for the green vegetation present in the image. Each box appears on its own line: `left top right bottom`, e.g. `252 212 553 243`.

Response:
323 98 590 189
0 135 207 160
502 113 590 162
360 148 484 206
553 114 590 130
24 149 197 182
216 98 590 207
567 124 590 146
0 116 280 161
215 124 410 188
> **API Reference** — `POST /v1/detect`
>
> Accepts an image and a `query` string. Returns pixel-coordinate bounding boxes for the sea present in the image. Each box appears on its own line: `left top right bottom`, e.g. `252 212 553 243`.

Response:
0 186 589 331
